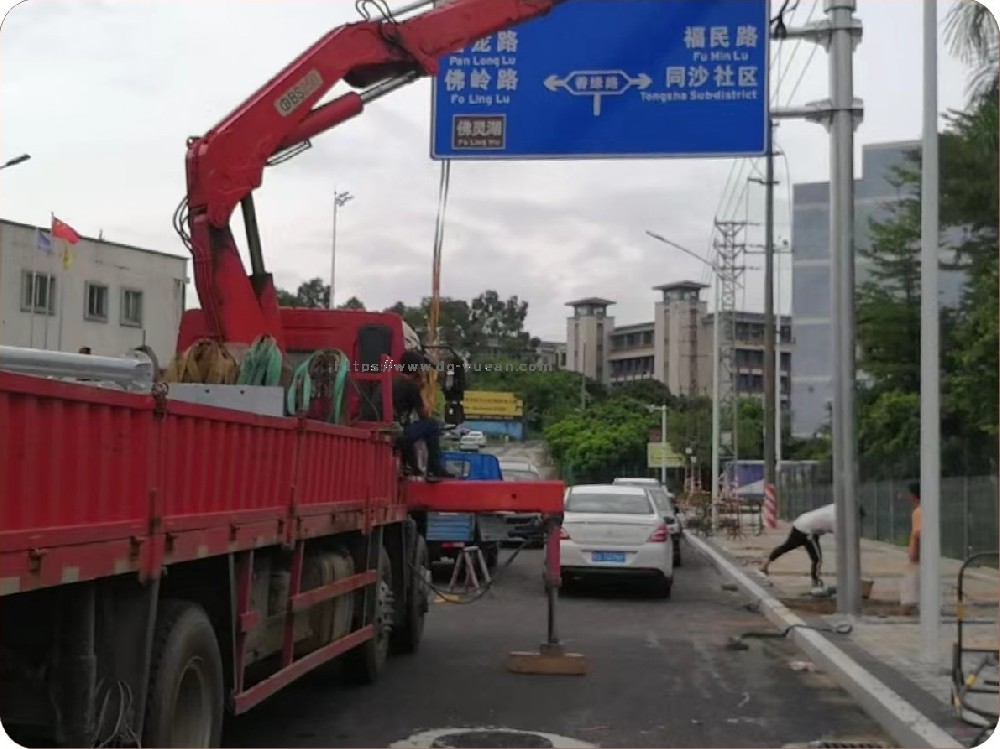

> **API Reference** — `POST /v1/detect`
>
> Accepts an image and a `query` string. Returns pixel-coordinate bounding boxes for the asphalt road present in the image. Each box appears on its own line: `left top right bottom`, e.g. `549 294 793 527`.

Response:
224 544 891 748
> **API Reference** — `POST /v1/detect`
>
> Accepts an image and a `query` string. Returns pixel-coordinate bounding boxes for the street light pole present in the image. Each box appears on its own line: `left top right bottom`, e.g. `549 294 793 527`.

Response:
647 404 668 486
660 405 667 486
919 0 942 664
644 229 722 529
0 154 30 171
329 189 354 309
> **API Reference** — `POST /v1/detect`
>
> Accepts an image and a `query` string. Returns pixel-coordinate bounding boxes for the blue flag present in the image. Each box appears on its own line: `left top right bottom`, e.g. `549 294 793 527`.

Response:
35 229 52 255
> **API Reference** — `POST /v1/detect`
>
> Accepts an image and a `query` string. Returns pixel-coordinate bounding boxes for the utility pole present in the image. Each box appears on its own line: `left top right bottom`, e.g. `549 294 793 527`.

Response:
919 0 941 663
772 0 864 616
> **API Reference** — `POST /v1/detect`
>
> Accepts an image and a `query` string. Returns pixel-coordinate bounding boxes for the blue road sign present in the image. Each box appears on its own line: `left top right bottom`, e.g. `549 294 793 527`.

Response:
430 0 769 161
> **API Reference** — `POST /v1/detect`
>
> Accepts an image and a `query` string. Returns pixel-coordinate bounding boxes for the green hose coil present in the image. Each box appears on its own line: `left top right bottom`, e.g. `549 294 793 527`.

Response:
286 349 350 424
237 335 285 387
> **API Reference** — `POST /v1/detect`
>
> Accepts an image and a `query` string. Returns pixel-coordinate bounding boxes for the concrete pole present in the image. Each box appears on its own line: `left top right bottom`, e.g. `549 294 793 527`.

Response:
711 282 721 531
919 0 942 663
828 0 862 614
763 118 777 497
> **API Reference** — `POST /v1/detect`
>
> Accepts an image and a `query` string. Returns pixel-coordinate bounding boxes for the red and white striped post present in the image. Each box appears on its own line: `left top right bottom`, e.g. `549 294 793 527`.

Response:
763 484 778 529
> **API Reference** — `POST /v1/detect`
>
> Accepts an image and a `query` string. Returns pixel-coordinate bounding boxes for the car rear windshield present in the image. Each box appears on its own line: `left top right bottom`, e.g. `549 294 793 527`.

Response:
565 492 653 515
504 470 539 481
649 487 674 515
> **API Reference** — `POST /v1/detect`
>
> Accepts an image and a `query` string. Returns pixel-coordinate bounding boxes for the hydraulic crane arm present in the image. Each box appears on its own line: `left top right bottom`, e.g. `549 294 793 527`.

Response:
184 0 566 347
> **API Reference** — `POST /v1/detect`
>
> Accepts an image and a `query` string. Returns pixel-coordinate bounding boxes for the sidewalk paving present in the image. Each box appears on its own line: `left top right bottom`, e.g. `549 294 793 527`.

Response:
697 519 998 744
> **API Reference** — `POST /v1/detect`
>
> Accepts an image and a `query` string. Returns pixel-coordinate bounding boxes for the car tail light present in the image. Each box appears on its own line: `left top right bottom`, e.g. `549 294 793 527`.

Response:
559 527 572 540
648 524 669 543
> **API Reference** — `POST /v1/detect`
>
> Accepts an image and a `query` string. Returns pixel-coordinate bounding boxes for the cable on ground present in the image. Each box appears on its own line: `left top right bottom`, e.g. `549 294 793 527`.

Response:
408 536 535 605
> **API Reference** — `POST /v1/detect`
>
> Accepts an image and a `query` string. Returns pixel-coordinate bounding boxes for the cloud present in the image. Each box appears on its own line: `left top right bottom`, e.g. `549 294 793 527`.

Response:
0 0 974 343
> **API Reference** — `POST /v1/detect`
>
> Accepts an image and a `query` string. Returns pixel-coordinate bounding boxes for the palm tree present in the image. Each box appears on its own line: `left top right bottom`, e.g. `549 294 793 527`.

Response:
944 0 999 103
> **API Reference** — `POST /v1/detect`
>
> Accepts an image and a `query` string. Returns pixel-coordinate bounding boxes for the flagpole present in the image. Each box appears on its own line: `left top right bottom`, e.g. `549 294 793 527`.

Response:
28 264 36 348
58 239 67 351
43 250 52 350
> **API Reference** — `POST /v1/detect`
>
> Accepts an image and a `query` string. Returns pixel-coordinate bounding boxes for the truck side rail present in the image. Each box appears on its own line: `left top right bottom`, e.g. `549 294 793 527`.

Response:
0 370 400 596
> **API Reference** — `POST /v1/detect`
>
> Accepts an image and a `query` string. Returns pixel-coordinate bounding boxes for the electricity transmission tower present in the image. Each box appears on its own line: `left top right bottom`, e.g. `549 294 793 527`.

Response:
711 219 748 500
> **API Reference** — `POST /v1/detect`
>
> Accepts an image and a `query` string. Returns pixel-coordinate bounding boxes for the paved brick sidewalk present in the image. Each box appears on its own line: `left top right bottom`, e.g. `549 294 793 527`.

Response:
698 519 998 733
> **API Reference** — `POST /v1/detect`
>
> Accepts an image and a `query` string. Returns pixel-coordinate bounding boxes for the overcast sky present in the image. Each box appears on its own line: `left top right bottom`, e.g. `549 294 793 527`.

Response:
0 0 976 341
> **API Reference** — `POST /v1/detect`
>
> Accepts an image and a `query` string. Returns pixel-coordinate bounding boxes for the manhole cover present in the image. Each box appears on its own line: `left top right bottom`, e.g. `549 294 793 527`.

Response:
432 731 553 748
391 728 597 749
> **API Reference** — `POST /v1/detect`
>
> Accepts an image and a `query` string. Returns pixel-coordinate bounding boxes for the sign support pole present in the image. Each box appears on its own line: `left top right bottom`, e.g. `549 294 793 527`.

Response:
773 0 863 615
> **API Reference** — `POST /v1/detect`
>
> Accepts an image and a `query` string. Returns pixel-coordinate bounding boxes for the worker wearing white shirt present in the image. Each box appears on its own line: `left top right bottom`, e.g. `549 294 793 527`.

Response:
761 503 835 587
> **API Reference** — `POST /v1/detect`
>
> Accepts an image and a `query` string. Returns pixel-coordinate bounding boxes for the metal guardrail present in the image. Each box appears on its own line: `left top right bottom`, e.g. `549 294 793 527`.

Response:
778 475 1000 561
0 345 154 392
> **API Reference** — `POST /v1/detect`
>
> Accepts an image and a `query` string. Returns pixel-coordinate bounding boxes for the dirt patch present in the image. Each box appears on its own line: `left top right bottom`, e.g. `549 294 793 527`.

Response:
780 597 913 618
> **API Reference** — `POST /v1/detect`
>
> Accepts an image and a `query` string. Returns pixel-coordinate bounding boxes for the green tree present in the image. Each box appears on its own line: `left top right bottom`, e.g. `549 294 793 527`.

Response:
942 99 1000 449
855 154 923 394
945 0 999 104
611 379 674 407
337 296 366 310
276 277 330 308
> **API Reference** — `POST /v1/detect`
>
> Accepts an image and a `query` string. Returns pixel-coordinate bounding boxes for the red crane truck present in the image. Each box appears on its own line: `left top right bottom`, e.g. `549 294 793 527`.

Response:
0 1 568 745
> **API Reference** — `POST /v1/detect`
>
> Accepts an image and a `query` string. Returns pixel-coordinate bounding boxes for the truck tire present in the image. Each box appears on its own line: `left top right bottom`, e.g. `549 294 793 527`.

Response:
143 600 224 748
342 545 393 685
482 541 499 573
391 535 429 655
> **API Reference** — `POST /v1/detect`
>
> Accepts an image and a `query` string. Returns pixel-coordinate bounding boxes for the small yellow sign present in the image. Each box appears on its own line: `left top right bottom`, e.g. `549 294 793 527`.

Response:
647 442 683 469
462 390 524 419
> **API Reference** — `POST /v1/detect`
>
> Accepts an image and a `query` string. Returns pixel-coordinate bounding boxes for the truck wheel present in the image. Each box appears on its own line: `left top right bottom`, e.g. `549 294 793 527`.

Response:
391 535 429 655
482 541 499 573
343 546 394 684
143 601 224 748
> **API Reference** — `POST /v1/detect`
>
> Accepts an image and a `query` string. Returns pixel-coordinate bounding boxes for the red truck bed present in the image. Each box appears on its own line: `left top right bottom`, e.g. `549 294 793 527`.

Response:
0 370 403 596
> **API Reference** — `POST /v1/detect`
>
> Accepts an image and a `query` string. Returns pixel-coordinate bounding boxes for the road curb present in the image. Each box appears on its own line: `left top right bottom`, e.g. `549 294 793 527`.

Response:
686 532 962 749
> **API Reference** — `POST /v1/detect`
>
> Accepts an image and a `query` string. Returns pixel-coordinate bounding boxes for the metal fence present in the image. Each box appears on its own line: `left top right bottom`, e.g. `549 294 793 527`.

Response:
778 474 1000 561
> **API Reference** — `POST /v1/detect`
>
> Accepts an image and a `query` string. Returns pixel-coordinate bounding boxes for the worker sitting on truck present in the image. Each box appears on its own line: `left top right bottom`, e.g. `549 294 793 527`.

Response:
392 350 453 481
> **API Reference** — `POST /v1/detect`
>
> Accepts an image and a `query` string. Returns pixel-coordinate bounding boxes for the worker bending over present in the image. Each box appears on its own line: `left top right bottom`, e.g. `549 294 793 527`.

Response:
392 350 453 482
761 503 835 587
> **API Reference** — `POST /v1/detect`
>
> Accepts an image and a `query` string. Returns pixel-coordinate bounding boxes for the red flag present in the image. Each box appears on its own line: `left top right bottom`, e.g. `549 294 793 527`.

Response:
51 216 81 245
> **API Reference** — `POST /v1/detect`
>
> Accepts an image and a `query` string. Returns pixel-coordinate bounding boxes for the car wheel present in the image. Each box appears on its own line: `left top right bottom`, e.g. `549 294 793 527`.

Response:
656 575 673 599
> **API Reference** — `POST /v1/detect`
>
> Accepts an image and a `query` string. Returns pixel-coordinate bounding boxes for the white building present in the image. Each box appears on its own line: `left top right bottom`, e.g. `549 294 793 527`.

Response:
0 220 188 364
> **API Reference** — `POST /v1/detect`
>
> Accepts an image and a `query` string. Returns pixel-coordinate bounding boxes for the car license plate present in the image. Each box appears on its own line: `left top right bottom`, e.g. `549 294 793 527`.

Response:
592 551 626 563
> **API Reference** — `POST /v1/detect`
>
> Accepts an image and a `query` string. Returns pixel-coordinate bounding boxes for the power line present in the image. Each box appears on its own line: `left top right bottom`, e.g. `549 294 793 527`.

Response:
702 4 823 292
711 0 822 232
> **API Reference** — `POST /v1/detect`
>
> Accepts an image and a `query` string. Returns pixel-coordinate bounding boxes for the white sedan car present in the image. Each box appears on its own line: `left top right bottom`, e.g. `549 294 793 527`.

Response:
559 484 674 597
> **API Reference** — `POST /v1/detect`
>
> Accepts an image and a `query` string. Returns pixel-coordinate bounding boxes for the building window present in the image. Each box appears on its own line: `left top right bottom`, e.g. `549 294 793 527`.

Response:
121 288 143 327
21 271 56 315
85 282 109 322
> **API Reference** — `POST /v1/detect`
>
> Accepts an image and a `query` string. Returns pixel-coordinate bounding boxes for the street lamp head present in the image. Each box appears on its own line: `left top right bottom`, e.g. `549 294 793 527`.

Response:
0 153 30 170
335 191 354 206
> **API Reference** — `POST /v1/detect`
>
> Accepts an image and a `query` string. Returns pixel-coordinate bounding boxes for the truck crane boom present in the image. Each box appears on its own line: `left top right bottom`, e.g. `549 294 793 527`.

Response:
182 0 566 348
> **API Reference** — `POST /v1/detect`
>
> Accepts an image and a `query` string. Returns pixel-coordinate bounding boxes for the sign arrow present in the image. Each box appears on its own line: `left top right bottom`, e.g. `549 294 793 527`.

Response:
544 74 565 92
543 70 654 116
632 73 652 90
